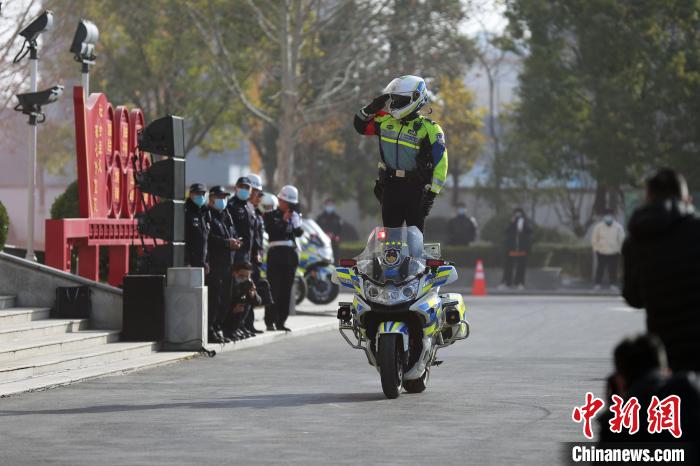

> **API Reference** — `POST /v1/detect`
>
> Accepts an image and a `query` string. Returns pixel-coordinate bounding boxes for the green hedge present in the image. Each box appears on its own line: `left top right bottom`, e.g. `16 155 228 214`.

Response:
339 242 594 278
0 200 9 250
50 180 79 219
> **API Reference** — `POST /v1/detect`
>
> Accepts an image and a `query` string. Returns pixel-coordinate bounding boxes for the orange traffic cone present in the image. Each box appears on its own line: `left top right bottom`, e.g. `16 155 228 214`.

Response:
471 259 488 296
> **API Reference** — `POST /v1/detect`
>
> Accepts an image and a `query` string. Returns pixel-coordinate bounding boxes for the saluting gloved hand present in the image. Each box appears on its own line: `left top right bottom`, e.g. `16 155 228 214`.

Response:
362 94 390 115
421 189 436 217
291 211 303 229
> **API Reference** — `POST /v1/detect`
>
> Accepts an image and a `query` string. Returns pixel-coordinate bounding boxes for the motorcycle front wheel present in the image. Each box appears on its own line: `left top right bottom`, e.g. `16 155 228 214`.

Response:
378 334 404 399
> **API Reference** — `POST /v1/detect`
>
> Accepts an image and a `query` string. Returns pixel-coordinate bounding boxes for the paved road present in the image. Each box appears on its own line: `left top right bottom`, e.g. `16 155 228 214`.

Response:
0 296 644 465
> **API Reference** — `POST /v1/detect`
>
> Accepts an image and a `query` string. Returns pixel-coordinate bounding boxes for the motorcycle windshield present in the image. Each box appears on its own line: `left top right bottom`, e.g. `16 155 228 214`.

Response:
355 226 426 284
301 219 332 247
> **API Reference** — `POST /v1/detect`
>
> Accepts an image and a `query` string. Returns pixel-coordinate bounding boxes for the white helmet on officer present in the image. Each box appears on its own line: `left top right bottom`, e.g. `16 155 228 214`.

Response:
260 192 278 212
383 75 429 120
246 173 263 191
277 185 299 205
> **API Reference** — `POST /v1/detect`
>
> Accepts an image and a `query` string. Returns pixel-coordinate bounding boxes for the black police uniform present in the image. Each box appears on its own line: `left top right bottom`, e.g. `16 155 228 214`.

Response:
206 206 237 334
246 208 270 331
263 208 303 329
227 196 257 263
185 197 210 268
223 195 258 337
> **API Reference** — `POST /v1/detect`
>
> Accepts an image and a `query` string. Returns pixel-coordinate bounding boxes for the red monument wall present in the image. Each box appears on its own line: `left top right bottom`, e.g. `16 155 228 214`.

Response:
44 87 156 286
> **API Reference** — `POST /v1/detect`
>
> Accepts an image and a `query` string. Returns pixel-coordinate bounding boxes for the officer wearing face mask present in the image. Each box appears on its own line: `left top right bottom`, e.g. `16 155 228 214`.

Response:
591 208 625 290
206 186 241 344
447 202 478 246
500 207 532 290
316 198 343 263
227 176 257 264
185 183 210 271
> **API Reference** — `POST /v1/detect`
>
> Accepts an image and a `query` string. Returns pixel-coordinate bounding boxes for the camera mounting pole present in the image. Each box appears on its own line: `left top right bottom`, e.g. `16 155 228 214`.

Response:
81 62 90 99
25 40 39 260
13 9 63 261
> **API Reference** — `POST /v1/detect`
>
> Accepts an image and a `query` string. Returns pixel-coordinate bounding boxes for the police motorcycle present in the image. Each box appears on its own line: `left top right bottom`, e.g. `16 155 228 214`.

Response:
333 226 470 399
295 219 339 305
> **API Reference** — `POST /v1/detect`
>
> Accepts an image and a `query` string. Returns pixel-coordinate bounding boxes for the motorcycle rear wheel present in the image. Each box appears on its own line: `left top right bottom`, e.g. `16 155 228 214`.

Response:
306 267 340 305
293 275 306 305
378 334 404 399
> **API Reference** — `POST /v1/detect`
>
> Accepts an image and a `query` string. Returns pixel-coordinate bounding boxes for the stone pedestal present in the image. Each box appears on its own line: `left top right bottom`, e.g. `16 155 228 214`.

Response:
164 267 207 350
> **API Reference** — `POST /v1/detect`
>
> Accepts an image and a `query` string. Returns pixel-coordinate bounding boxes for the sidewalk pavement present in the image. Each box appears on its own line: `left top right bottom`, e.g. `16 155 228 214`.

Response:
203 300 339 354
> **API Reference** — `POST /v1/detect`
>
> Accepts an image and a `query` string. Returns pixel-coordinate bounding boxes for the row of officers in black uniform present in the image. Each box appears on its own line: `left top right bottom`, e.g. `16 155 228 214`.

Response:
184 174 303 344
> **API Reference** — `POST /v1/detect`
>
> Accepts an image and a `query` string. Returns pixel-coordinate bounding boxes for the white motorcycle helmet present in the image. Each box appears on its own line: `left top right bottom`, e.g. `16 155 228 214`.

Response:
246 173 263 191
278 185 299 205
260 192 278 212
383 75 429 120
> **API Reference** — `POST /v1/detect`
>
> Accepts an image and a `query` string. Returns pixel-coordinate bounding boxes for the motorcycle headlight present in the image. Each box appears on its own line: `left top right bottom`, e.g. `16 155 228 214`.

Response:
363 281 418 305
401 282 418 299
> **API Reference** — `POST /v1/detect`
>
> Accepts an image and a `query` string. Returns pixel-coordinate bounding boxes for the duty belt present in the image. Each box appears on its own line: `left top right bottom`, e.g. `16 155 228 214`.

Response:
378 162 420 182
268 240 295 248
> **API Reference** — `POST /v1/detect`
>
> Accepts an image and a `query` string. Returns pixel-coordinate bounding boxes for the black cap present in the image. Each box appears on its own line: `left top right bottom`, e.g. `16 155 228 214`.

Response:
189 182 207 193
236 176 252 186
209 185 230 196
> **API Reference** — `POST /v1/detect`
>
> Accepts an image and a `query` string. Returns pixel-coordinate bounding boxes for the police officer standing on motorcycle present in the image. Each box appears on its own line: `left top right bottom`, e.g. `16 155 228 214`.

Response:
184 183 209 271
206 186 241 343
263 185 304 332
354 75 448 232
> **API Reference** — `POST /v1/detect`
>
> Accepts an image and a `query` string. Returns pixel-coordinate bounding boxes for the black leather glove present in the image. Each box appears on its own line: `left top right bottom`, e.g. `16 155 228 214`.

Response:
421 190 436 217
363 94 390 115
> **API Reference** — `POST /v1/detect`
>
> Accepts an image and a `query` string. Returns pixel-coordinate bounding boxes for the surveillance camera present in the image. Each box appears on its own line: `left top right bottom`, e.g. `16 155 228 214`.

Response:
19 10 54 43
14 85 64 115
70 19 99 63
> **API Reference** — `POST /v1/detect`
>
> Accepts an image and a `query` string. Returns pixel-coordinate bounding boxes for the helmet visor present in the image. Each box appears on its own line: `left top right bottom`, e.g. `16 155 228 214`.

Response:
389 94 412 110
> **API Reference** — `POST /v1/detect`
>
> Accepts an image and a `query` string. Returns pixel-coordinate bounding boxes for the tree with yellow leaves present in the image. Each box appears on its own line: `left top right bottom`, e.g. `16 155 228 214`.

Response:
430 76 486 206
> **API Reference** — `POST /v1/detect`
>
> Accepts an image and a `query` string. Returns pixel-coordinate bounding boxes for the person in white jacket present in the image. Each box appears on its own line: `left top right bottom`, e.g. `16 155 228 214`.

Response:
591 209 626 290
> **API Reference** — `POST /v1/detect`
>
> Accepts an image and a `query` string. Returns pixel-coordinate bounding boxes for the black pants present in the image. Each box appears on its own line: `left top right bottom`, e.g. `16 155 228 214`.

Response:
502 253 527 286
381 179 426 231
595 253 619 286
206 264 231 331
265 247 298 328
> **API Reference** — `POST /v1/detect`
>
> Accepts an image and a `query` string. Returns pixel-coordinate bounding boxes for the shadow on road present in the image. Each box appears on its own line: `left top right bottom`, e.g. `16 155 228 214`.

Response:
0 392 386 416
